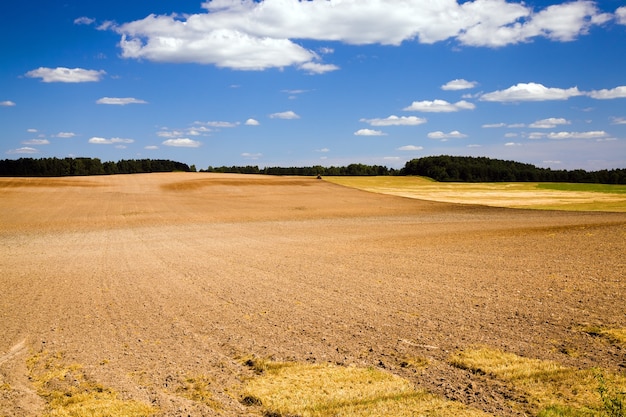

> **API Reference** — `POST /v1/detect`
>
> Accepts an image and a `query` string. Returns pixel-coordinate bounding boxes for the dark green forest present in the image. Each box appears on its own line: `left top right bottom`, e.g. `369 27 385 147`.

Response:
1 156 625 184
400 155 626 184
0 157 191 177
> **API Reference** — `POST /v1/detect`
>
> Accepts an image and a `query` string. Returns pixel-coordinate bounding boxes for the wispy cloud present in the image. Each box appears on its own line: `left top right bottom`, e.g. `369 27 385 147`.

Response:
528 118 571 128
428 130 468 140
25 67 105 83
22 139 49 145
269 111 300 119
96 97 148 105
55 132 77 138
529 131 609 140
242 152 262 159
0 100 16 107
397 145 424 151
6 147 39 154
74 17 95 25
88 137 134 144
404 99 475 112
360 115 427 126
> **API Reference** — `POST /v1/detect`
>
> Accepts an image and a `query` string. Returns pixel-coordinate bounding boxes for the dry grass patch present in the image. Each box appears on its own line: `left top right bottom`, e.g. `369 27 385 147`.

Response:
450 347 626 416
325 176 626 212
26 351 156 417
241 358 493 417
582 326 626 345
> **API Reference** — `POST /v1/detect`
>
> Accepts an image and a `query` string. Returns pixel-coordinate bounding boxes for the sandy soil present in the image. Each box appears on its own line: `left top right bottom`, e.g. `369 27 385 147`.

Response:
1 173 624 416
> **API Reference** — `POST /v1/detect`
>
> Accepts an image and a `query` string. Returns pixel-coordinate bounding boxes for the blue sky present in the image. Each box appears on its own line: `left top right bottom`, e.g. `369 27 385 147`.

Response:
1 0 625 171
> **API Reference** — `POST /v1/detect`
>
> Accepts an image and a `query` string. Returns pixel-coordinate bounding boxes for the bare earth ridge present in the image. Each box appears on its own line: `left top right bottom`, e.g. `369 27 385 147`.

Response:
1 173 624 416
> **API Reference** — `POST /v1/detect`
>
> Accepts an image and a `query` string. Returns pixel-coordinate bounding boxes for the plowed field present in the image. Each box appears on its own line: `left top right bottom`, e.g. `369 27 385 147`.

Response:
1 173 624 416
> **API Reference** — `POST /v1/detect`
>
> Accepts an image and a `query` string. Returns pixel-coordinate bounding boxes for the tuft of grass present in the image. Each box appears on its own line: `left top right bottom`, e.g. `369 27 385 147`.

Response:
172 374 221 410
27 351 156 417
450 347 626 416
241 360 493 417
582 326 626 345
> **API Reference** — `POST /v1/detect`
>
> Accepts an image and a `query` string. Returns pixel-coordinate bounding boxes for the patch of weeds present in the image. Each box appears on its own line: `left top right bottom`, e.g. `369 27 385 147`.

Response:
449 347 626 416
172 374 221 410
241 360 494 417
581 326 626 345
27 350 156 417
596 371 625 417
398 355 429 369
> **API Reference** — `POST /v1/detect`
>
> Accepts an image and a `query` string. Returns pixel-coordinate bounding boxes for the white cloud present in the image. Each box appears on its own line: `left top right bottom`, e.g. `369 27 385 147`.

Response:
397 145 424 151
587 86 626 99
25 67 105 83
144 145 159 150
299 61 340 74
441 79 477 90
6 147 39 154
110 0 609 71
529 118 571 128
403 99 475 112
88 137 135 144
269 111 300 119
316 148 330 153
196 120 239 128
505 142 522 147
354 129 386 136
242 152 262 159
245 118 260 126
96 97 148 105
360 115 427 126
74 17 95 25
27 128 38 133
22 139 50 145
617 7 626 25
427 130 468 140
482 123 506 128
611 117 626 125
480 82 583 102
1 100 16 107
529 131 609 140
162 138 202 147
55 132 76 138
546 131 609 140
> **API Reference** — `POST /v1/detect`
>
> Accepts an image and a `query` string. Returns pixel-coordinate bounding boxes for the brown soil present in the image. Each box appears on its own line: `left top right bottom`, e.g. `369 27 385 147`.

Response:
1 173 624 416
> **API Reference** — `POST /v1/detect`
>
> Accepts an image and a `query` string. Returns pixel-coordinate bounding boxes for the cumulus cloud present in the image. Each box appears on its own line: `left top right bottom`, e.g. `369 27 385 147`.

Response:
74 17 95 25
617 7 626 25
404 99 475 112
1 100 16 107
480 82 583 102
428 130 468 140
162 138 202 147
109 0 609 71
354 129 386 136
96 97 148 105
441 79 477 90
397 145 424 151
360 115 427 126
269 111 300 119
587 86 626 99
196 120 239 128
6 147 39 154
89 137 134 144
25 67 105 83
529 118 571 128
245 118 260 126
22 139 50 145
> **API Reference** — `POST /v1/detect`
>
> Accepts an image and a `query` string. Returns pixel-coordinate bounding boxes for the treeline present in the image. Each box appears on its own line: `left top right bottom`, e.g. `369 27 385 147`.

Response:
401 156 626 184
0 157 191 177
204 163 396 176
